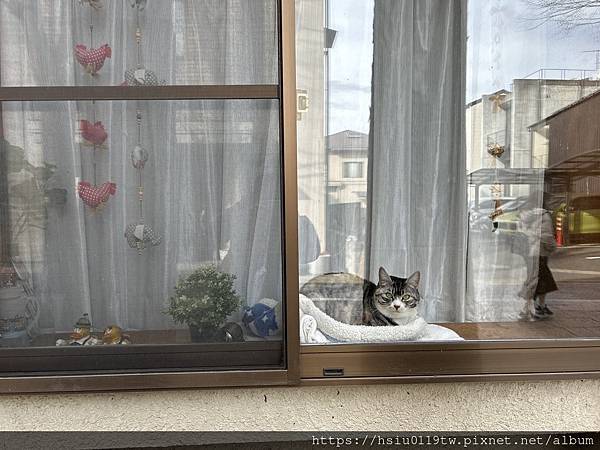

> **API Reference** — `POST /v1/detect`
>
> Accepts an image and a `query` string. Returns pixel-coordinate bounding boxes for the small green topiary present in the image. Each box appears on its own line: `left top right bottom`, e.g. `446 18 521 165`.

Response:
166 265 241 331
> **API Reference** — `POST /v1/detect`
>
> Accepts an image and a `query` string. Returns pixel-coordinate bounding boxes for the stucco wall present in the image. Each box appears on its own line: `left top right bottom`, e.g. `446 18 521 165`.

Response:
1 380 598 431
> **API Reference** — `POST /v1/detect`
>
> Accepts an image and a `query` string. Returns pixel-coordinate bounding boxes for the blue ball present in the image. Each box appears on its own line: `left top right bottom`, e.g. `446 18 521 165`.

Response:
242 299 281 338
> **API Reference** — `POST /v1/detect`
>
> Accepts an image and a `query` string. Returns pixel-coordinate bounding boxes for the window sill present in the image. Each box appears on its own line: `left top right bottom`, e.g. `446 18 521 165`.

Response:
299 339 600 383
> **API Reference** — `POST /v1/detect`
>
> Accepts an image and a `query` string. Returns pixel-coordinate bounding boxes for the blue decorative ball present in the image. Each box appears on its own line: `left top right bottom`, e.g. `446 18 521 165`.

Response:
242 298 281 338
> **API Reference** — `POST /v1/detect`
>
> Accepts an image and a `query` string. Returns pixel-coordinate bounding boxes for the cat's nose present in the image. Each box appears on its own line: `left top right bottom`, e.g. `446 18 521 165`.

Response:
394 304 400 310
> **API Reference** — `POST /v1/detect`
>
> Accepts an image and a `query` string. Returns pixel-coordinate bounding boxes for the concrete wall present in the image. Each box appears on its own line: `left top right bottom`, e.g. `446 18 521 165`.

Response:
1 380 598 431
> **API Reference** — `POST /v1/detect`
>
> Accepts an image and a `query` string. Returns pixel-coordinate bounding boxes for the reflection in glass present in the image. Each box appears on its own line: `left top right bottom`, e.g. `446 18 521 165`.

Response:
297 0 600 343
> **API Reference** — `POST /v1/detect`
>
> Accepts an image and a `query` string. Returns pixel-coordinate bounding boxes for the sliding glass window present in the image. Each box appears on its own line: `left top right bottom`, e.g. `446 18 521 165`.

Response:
296 0 600 346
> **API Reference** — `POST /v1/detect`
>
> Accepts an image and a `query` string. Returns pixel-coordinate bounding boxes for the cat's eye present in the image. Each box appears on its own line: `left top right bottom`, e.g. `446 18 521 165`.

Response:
402 294 412 301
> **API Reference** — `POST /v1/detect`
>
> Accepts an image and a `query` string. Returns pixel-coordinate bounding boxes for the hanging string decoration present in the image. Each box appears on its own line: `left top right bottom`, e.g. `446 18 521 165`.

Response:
121 1 165 87
130 0 147 11
124 5 161 253
75 44 112 76
79 0 103 10
78 181 117 209
486 0 506 232
124 110 161 253
79 120 108 147
76 0 117 211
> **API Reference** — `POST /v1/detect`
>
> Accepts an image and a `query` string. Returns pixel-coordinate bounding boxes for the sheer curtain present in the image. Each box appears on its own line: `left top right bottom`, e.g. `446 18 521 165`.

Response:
0 0 281 332
367 0 467 322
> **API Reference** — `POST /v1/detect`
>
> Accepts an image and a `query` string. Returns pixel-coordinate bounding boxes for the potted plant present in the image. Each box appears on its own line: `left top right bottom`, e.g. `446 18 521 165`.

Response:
166 265 242 342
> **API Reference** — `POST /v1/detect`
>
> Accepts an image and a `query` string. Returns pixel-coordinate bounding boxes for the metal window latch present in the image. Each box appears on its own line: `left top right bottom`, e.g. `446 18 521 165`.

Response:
323 367 344 377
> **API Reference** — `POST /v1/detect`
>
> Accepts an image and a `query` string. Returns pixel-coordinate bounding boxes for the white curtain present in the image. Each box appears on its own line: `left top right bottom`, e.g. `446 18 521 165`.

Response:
367 0 467 322
0 0 281 332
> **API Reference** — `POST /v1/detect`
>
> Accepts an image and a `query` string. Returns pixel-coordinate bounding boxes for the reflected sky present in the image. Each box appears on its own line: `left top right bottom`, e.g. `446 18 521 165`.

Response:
326 0 600 134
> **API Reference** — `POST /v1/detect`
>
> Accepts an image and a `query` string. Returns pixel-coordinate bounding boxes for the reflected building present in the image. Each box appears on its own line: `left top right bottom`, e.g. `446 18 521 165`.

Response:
466 72 600 200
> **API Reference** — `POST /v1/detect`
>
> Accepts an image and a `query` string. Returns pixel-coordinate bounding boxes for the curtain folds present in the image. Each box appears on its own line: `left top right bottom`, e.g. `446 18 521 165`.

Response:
367 0 467 322
0 0 281 333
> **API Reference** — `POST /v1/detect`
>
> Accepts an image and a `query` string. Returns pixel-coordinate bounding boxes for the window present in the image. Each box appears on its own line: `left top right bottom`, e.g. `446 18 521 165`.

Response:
296 0 600 380
0 0 300 392
342 162 363 179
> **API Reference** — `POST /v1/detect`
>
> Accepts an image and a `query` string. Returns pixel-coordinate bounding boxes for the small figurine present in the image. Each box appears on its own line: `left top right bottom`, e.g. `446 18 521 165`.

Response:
219 322 244 342
102 325 131 345
56 313 100 346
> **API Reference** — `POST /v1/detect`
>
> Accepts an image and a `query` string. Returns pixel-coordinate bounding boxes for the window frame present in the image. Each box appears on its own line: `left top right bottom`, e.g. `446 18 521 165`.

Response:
0 0 300 393
342 161 364 179
294 0 600 385
2 0 600 393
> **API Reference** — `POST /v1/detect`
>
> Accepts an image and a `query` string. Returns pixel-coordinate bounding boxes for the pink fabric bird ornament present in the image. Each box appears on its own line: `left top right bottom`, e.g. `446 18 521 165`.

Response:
78 181 117 209
75 44 111 75
79 120 108 147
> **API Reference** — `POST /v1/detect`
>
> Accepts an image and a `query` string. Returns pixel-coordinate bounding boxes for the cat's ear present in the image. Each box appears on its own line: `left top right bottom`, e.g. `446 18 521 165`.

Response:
378 267 392 286
406 271 420 289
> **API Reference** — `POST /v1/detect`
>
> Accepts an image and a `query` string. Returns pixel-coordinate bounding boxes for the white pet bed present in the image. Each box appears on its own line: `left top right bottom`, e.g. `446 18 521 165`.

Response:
299 294 463 343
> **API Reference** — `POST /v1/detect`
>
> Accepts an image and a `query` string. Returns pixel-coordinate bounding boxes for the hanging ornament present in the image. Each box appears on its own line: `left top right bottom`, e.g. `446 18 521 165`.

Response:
76 4 116 212
79 0 103 10
122 5 161 254
489 92 506 112
130 0 148 11
75 44 112 76
78 181 117 209
122 2 166 86
125 222 162 251
131 145 149 169
123 68 165 86
487 143 505 158
124 110 161 254
79 120 108 147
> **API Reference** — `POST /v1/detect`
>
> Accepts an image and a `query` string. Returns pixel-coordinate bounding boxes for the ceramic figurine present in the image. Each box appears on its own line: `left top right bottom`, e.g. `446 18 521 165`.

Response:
102 325 132 345
219 322 244 342
56 313 100 346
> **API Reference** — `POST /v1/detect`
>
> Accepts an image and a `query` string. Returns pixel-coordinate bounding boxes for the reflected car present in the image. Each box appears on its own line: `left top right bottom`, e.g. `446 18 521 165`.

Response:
469 197 527 233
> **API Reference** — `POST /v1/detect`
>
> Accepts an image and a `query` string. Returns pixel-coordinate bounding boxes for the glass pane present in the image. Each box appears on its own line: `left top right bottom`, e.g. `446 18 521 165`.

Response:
0 0 278 87
0 99 284 371
296 0 600 344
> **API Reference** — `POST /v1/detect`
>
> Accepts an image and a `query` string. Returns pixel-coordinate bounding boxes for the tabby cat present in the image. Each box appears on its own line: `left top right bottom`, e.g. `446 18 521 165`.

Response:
299 267 421 326
363 267 421 326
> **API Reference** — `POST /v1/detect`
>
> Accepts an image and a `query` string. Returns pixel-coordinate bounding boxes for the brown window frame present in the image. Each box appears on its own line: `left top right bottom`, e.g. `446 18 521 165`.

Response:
294 1 600 386
0 0 300 393
2 0 600 394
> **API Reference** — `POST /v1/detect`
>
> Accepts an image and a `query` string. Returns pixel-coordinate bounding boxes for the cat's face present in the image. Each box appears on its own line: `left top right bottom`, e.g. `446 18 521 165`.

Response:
374 267 421 321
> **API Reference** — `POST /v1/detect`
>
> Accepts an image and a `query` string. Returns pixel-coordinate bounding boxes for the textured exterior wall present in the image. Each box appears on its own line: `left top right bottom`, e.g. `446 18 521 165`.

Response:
0 380 598 431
